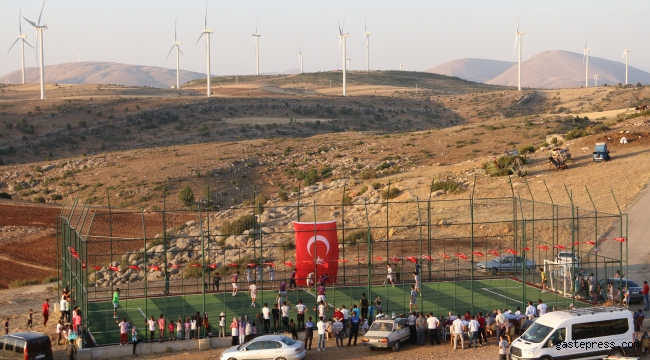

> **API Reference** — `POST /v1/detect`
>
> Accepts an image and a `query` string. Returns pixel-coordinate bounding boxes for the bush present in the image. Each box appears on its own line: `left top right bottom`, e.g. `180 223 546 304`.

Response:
220 214 257 236
0 192 11 199
279 240 295 251
359 185 368 195
96 111 102 117
50 193 63 201
342 192 352 205
178 186 195 207
16 119 35 134
42 276 57 284
358 168 377 180
78 120 87 128
565 128 587 140
518 145 536 155
183 261 203 279
430 180 464 193
32 196 46 203
344 229 370 245
9 279 39 288
278 190 288 201
296 168 318 186
381 187 401 200
371 182 382 190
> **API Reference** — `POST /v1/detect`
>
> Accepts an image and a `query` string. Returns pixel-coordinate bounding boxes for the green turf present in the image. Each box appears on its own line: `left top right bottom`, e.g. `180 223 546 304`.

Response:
87 278 578 345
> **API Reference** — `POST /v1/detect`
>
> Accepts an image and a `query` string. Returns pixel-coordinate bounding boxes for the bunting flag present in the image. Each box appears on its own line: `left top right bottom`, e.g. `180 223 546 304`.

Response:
471 251 485 257
108 266 120 272
90 265 101 271
522 247 530 251
388 257 400 262
189 264 202 267
354 258 366 262
421 255 433 261
455 253 468 260
614 237 626 243
552 245 566 250
283 261 294 267
584 241 596 245
171 264 183 269
405 256 417 264
438 253 451 260
337 259 348 263
227 263 240 267
488 250 500 257
373 257 382 261
505 249 517 255
263 262 275 267
536 245 549 251
149 265 160 271
247 263 257 267
572 242 581 246
129 265 140 271
82 262 87 270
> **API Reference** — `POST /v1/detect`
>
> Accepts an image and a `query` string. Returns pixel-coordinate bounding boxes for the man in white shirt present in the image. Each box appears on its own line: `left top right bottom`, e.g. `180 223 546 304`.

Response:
452 315 465 349
468 315 480 348
426 312 440 345
341 305 350 336
281 301 291 333
495 309 506 341
262 303 271 334
246 267 252 282
382 264 395 287
448 311 458 321
537 299 548 316
525 301 537 318
295 299 307 331
316 300 326 320
60 297 68 323
249 282 257 307
316 317 326 351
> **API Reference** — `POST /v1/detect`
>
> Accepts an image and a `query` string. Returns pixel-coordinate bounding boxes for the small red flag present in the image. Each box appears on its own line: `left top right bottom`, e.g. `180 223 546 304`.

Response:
585 241 596 245
108 266 119 272
422 255 433 261
471 251 485 257
489 250 500 257
337 259 348 263
614 237 626 243
536 245 549 251
149 265 160 271
406 256 417 264
552 245 566 250
91 265 101 271
283 261 293 267
506 249 517 255
129 265 140 271
522 247 530 251
227 263 240 267
438 253 451 259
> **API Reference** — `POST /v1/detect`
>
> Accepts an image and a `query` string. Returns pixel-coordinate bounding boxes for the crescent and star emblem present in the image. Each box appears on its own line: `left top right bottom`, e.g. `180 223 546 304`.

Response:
307 235 330 256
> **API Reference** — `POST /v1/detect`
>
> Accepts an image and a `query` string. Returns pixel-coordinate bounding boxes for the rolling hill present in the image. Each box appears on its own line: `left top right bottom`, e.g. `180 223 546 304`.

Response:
0 61 205 88
426 58 515 83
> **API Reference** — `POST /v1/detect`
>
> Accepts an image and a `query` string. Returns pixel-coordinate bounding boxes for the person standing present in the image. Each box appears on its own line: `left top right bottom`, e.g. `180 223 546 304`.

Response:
498 334 509 360
55 320 64 344
238 317 246 345
246 266 252 283
157 314 165 343
416 312 427 345
537 299 548 316
131 325 141 357
360 293 369 319
316 284 328 309
230 318 239 346
249 282 257 307
306 271 315 291
468 315 480 348
409 285 419 312
426 312 440 345
495 309 506 341
407 311 417 344
289 268 297 291
641 281 650 311
146 316 156 343
112 289 120 319
272 304 280 333
117 318 130 345
219 313 226 338
316 317 326 351
295 299 307 331
477 312 488 345
539 268 548 293
413 272 421 296
232 272 239 297
347 311 360 346
395 263 401 283
452 315 464 349
256 265 262 282
42 298 50 326
3 318 8 335
304 316 314 350
382 264 395 287
525 301 537 318
212 273 221 292
333 316 344 348
281 301 291 332
341 305 350 336
184 318 190 341
262 303 271 334
176 318 182 340
66 339 77 360
60 296 68 323
269 265 275 287
27 309 33 330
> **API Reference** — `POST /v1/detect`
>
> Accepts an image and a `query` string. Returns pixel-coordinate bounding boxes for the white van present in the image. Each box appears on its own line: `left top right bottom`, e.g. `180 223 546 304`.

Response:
510 306 636 360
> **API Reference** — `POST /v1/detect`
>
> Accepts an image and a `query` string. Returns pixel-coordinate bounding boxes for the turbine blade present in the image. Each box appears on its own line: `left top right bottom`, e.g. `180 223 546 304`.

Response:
179 48 184 56
23 17 37 28
7 38 21 54
175 16 177 42
166 45 175 60
19 9 22 35
37 0 47 26
365 15 367 32
196 32 205 45
513 34 517 57
23 39 34 49
337 37 342 70
256 15 260 34
204 0 208 30
338 21 342 36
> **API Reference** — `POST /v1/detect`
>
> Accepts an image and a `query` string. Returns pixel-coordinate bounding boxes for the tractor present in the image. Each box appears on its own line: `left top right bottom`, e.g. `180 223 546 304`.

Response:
593 142 610 162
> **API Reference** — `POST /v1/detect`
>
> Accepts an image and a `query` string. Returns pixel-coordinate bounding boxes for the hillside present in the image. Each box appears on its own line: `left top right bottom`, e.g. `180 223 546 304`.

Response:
488 50 650 88
426 58 515 83
0 61 205 88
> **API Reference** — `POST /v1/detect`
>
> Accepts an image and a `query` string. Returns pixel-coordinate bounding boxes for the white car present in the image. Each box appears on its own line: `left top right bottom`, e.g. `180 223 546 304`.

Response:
220 335 305 360
362 318 411 351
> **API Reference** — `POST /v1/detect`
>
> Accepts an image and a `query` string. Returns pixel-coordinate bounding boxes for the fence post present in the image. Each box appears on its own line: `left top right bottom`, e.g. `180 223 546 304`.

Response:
363 199 372 307
470 178 476 314
385 181 390 261
342 184 347 285
610 188 626 299
564 184 576 304
141 210 148 323
416 197 423 311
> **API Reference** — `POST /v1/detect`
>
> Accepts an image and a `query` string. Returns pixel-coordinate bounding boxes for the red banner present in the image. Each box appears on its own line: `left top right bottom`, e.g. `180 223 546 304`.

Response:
293 221 339 285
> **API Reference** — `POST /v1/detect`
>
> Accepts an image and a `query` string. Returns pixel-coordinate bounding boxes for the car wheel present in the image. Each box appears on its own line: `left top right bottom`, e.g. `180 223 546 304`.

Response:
275 358 287 360
370 347 375 351
526 267 531 275
608 348 624 358
540 356 553 360
491 268 498 276
228 358 237 360
392 340 400 351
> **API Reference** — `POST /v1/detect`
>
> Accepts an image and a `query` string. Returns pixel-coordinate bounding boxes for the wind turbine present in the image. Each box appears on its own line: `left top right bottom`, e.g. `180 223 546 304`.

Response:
298 48 304 74
166 17 184 89
252 17 261 75
622 41 630 85
196 0 214 97
399 60 404 71
23 0 48 100
7 9 34 85
583 42 591 88
346 58 351 71
513 18 526 91
363 17 371 72
338 20 350 96
594 72 598 87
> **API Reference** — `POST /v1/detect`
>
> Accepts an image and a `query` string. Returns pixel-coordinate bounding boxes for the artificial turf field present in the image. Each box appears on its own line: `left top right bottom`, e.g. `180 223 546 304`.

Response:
87 278 578 345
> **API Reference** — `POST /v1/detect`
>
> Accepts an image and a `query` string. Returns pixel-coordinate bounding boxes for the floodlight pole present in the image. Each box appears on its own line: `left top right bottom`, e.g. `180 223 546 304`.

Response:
417 197 423 311
470 178 476 314
517 191 527 305
564 184 576 304
610 188 626 300
342 184 347 284
141 210 148 322
364 199 372 306
107 189 114 294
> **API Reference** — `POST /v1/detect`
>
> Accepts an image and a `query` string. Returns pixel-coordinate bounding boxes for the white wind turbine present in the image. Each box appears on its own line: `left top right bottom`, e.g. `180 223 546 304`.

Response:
346 58 351 71
622 41 630 85
252 17 261 75
196 0 214 97
338 20 350 96
7 9 34 85
364 17 371 72
583 42 591 88
594 72 598 87
298 48 304 74
399 60 404 71
23 0 48 100
513 18 526 91
166 17 184 89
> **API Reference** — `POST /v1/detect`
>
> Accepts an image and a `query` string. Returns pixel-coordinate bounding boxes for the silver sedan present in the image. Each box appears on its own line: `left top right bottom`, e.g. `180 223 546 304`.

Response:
220 335 306 360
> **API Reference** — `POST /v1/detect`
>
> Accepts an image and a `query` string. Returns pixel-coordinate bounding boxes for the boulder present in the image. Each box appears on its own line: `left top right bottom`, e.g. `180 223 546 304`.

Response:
128 253 142 263
175 238 191 251
89 272 103 282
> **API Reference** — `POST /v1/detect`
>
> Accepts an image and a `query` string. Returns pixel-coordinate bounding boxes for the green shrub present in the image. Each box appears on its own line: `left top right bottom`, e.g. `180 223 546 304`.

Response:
296 168 318 186
342 192 352 205
78 120 87 128
518 145 536 155
430 180 464 193
16 119 35 134
220 214 257 236
344 229 371 245
183 261 203 278
42 276 58 284
381 187 401 200
178 186 195 207
565 128 587 140
358 168 376 180
32 196 46 203
359 185 368 195
371 182 382 190
278 190 288 201
9 279 39 288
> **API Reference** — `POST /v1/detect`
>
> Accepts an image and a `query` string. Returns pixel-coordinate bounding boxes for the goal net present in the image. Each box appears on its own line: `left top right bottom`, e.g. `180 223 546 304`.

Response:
544 260 573 297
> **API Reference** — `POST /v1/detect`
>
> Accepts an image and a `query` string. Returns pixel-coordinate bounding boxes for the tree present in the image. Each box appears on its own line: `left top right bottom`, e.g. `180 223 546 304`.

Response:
179 186 195 207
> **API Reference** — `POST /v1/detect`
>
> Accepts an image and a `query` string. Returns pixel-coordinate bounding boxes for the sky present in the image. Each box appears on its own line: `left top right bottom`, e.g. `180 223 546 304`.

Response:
2 0 649 77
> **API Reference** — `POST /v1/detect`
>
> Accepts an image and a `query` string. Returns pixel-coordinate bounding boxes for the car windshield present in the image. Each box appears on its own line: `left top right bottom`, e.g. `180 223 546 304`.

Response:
369 322 393 332
520 322 553 343
493 257 501 263
617 280 639 287
280 336 296 345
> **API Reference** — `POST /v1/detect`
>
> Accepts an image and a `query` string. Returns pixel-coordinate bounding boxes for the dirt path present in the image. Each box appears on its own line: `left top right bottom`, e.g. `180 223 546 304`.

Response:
0 255 56 272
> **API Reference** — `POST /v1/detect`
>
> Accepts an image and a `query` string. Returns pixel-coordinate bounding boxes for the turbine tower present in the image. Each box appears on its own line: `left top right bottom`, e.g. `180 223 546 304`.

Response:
166 17 184 90
252 18 261 75
23 0 48 100
7 9 34 85
594 72 598 87
338 20 349 96
622 41 630 85
196 0 214 97
299 48 304 74
364 18 371 72
513 18 526 91
583 42 591 88
399 60 404 71
346 58 351 71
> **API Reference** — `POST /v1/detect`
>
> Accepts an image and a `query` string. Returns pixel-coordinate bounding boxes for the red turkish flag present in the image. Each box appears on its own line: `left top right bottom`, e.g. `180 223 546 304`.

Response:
293 221 339 285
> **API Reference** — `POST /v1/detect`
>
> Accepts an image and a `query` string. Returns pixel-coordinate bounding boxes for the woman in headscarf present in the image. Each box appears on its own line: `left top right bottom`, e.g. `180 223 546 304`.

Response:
238 317 246 345
230 317 239 346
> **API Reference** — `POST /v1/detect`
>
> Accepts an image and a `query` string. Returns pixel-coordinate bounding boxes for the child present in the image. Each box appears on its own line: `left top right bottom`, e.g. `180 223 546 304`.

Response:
184 318 190 340
219 312 226 338
289 319 298 340
4 318 9 335
250 321 257 340
62 324 69 343
168 320 175 341
27 309 33 329
176 318 182 341
190 316 197 339
66 339 77 360
56 320 64 345
360 317 369 335
498 334 509 360
157 314 165 343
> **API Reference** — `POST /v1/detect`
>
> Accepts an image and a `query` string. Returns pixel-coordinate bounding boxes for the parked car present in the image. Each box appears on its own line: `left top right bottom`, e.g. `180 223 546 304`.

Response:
219 335 305 360
598 278 644 304
556 251 580 267
0 332 52 360
361 317 411 351
475 256 536 275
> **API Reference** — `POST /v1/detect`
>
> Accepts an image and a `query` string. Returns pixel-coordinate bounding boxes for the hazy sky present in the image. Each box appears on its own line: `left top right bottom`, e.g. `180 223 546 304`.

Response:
2 0 649 76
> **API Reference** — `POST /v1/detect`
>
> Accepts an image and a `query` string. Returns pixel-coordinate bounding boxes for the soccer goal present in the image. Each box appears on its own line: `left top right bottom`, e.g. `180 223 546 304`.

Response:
544 260 573 297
